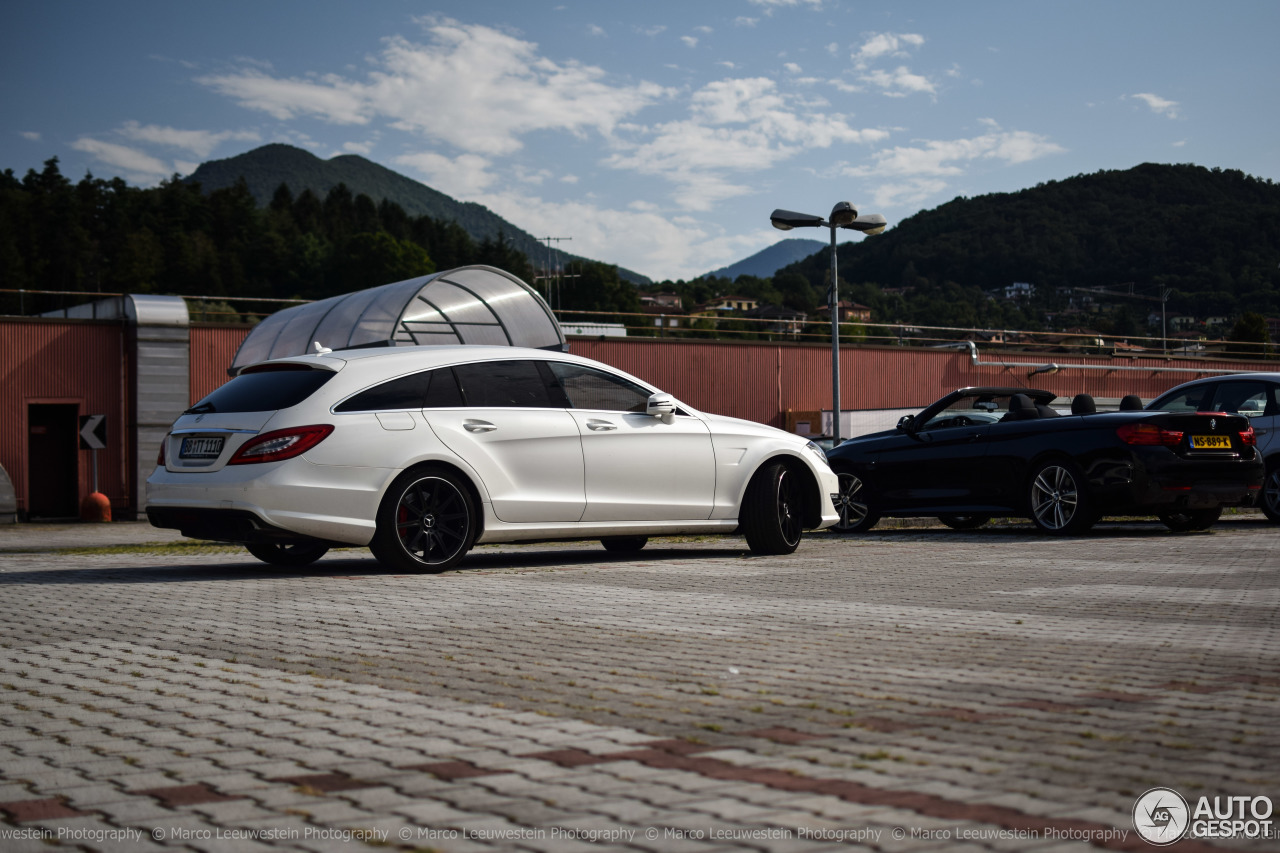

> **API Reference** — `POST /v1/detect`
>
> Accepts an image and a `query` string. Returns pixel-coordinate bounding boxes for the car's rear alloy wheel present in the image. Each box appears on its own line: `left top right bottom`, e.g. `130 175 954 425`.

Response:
372 468 475 573
1027 460 1096 535
1158 507 1222 533
743 461 803 555
1262 464 1280 524
832 470 879 533
938 514 991 530
601 537 648 553
245 542 329 567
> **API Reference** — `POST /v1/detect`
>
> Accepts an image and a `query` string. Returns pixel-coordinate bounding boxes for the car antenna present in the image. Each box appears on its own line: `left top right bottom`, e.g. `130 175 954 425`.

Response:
313 341 332 355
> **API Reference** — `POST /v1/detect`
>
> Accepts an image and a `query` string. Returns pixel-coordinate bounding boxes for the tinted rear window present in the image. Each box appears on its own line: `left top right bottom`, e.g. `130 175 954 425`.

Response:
187 368 333 414
453 360 564 408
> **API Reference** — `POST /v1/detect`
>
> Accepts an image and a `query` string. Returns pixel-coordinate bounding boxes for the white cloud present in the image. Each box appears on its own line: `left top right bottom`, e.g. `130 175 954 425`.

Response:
828 78 864 94
635 25 666 36
694 26 713 34
852 32 924 69
560 174 579 184
681 36 699 48
117 121 260 157
784 62 802 74
20 131 41 141
473 186 776 280
70 138 174 183
866 178 949 209
394 151 497 197
749 0 824 8
198 19 671 157
1129 92 1181 119
735 17 759 27
339 140 375 155
587 24 606 37
718 61 737 69
861 66 935 97
605 77 888 210
1172 140 1187 148
847 128 1065 179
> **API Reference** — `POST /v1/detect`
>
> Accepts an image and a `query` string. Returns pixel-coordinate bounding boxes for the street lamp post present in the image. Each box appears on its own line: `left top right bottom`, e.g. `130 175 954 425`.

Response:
770 203 886 446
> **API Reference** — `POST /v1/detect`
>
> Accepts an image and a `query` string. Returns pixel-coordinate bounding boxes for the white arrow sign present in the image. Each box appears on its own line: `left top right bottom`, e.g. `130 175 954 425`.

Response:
79 414 106 450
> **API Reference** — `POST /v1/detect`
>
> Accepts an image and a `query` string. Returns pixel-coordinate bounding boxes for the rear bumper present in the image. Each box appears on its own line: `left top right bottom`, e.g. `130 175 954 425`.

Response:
146 507 346 546
1087 448 1264 513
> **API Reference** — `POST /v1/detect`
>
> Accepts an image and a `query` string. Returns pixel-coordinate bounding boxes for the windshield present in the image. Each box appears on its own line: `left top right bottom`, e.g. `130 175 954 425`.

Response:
920 393 1021 431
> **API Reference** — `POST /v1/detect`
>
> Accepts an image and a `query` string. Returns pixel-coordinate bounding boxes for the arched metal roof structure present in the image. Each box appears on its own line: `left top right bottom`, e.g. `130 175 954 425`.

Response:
230 266 564 373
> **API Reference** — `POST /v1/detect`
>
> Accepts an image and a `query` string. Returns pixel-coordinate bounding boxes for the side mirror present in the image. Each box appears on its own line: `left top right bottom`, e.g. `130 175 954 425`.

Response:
896 414 915 432
646 393 677 424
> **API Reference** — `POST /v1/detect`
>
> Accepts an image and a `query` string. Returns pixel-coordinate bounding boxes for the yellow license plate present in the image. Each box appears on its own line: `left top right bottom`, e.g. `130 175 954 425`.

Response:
1190 435 1231 449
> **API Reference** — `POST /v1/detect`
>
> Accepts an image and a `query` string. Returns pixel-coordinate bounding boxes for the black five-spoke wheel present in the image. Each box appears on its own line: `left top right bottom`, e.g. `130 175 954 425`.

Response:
832 470 879 533
1027 460 1095 535
743 461 803 555
371 468 475 572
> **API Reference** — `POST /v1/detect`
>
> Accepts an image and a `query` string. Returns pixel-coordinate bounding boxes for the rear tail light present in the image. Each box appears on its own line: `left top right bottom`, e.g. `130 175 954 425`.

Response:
157 436 168 466
228 425 334 465
1116 423 1184 447
1239 426 1257 446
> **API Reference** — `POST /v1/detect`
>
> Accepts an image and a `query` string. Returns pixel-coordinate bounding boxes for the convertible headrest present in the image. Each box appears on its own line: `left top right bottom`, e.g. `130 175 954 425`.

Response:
1119 394 1144 411
1006 393 1040 420
1071 393 1097 415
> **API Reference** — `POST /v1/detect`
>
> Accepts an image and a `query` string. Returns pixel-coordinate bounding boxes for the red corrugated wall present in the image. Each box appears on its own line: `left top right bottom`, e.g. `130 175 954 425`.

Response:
190 325 251 402
0 320 128 513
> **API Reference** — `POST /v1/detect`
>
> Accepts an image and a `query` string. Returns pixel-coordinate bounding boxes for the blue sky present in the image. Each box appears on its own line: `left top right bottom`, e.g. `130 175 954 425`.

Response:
4 1 1277 281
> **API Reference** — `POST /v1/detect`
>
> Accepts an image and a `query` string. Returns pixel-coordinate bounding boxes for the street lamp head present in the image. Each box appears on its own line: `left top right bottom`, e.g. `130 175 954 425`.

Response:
828 201 858 228
841 213 887 235
769 208 825 231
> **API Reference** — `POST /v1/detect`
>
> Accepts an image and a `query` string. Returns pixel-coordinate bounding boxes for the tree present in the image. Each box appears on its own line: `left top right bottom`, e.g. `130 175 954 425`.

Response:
1228 311 1270 356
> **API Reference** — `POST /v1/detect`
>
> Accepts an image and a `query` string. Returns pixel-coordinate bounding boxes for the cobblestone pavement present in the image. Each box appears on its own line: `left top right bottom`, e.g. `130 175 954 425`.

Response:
1 518 1277 852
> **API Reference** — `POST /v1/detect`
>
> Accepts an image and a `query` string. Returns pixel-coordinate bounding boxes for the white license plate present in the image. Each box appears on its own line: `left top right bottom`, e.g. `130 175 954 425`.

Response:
179 436 225 459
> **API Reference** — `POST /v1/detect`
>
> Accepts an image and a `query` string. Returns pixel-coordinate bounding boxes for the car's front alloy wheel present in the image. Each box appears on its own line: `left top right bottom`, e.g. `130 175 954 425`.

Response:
742 461 803 555
371 468 475 573
831 470 879 533
1027 460 1096 535
1261 463 1280 524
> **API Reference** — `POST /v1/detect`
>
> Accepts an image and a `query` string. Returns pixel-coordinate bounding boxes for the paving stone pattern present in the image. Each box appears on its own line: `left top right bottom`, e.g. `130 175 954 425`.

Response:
0 520 1277 851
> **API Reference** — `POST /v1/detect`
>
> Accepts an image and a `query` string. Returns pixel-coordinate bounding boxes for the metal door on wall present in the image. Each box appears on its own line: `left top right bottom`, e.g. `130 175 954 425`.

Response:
27 403 79 518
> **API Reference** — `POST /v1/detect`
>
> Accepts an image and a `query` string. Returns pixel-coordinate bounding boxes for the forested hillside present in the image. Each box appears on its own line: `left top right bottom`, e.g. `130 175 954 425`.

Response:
774 163 1280 331
0 158 636 318
187 144 651 285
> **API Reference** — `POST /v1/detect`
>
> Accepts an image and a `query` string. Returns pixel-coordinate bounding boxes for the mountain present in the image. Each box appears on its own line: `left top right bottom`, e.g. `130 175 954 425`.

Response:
701 238 826 280
778 163 1280 325
186 144 651 284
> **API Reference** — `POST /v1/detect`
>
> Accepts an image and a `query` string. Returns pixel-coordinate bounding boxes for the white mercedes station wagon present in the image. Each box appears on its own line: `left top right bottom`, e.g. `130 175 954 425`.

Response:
147 346 839 571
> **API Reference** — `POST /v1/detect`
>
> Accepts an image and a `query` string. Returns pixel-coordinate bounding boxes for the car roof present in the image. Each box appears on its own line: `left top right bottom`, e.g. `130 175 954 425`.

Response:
1162 372 1280 387
246 344 661 392
949 386 1057 403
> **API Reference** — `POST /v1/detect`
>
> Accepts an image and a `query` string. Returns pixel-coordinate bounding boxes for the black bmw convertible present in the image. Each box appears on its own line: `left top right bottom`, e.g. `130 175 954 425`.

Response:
826 387 1264 535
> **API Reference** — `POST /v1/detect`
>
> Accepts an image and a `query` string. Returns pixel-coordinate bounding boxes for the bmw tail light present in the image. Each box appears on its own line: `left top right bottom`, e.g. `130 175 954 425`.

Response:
1239 426 1257 446
1116 423 1184 447
228 425 334 465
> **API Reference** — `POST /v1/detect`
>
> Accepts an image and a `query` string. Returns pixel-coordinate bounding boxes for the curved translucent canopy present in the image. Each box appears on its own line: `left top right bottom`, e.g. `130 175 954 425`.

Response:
230 266 565 372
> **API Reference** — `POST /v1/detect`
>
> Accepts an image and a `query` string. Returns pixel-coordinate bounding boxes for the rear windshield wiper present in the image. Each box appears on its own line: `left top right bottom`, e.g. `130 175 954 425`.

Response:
185 402 216 415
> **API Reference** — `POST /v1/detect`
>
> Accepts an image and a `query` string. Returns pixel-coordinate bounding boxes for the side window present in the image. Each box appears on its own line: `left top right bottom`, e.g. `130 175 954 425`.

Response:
453 360 561 408
546 362 651 413
1209 381 1270 417
335 367 464 412
335 371 430 413
1151 385 1210 413
423 368 464 408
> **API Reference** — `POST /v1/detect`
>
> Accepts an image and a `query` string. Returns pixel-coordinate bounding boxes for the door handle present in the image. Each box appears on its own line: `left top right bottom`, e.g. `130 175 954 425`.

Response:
586 420 617 431
464 420 496 433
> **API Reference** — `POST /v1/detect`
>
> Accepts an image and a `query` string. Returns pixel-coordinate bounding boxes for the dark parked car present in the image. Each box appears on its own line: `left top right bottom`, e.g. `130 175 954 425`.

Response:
827 386 1264 535
1146 373 1279 524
